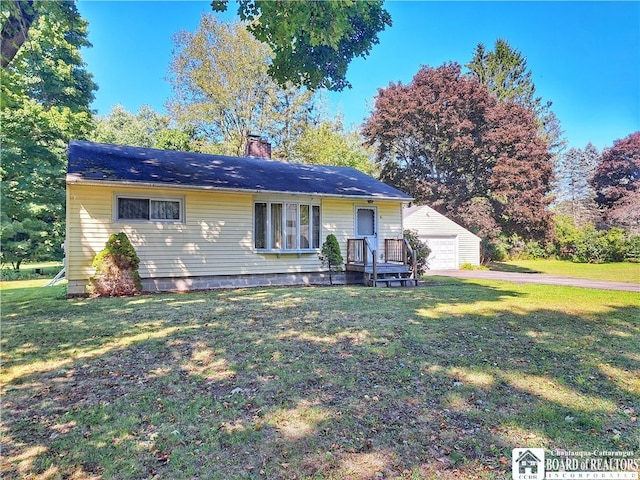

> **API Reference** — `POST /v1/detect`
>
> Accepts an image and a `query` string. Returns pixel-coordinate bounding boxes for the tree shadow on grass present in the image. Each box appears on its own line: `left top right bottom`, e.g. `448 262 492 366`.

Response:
1 281 638 479
489 262 542 274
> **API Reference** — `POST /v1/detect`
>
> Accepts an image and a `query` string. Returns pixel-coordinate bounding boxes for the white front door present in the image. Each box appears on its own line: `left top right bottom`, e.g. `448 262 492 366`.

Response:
356 207 377 263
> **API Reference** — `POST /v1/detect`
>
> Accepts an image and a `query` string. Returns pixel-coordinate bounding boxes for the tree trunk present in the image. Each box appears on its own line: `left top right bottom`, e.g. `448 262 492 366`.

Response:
1 0 37 68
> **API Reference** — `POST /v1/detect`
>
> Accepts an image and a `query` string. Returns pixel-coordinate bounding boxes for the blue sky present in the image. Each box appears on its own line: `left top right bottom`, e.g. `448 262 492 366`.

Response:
76 1 639 151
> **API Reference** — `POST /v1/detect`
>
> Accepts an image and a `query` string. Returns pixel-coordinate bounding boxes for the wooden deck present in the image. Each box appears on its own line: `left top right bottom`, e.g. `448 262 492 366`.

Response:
346 238 418 287
345 263 418 287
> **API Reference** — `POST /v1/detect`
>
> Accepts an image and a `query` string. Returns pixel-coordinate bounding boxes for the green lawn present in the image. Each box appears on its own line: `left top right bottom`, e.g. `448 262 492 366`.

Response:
0 261 64 282
491 259 640 284
1 280 638 479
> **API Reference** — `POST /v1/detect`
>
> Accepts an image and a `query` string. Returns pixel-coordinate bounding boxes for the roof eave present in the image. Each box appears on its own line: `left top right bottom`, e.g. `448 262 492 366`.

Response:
66 175 413 202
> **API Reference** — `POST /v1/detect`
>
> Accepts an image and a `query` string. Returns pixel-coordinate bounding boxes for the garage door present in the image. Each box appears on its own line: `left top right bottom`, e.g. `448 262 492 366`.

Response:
422 236 457 270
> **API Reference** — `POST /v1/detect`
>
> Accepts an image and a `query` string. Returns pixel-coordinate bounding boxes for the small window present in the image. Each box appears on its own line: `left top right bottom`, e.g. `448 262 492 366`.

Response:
300 205 310 249
254 203 267 249
150 200 180 220
312 205 320 248
271 203 283 249
117 196 183 222
118 198 148 220
285 203 298 249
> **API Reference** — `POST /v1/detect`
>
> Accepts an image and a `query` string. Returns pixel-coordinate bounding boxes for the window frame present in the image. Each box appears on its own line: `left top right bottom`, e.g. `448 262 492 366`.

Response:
254 200 321 253
114 194 185 223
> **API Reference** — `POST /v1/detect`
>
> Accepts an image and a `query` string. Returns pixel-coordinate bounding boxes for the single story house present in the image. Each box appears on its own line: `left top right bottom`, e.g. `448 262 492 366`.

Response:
403 205 481 269
65 140 414 294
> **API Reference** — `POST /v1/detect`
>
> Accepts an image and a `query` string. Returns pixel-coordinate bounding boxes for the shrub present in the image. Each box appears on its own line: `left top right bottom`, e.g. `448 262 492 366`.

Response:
604 227 628 262
625 235 640 262
403 229 430 274
89 232 142 297
553 215 580 260
522 240 546 260
552 216 638 263
572 225 608 263
319 234 343 285
482 237 508 264
460 263 488 271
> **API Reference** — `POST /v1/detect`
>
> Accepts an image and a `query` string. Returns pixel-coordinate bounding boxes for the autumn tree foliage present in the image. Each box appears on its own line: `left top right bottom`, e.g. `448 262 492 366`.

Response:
591 132 640 232
362 63 554 245
467 39 565 162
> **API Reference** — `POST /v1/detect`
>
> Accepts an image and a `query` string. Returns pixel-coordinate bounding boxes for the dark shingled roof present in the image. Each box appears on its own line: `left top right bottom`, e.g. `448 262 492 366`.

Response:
67 140 412 201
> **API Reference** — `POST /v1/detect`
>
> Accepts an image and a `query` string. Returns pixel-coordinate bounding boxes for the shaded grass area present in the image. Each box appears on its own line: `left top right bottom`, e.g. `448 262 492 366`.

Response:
2 280 639 479
490 259 640 284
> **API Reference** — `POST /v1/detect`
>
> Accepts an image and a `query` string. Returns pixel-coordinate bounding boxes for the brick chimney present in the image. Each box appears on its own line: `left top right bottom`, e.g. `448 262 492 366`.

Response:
245 134 271 159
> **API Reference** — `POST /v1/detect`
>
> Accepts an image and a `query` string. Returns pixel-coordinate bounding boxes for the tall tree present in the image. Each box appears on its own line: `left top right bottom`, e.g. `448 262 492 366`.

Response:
554 143 600 226
467 39 565 154
1 1 95 269
167 15 316 159
292 119 375 174
466 39 538 106
1 0 37 67
92 105 171 148
591 132 640 232
211 0 391 91
92 104 199 151
362 63 554 243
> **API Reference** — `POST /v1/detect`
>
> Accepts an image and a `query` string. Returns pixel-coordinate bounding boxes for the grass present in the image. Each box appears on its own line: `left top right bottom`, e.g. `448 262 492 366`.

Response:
1 279 639 479
0 261 64 282
490 259 640 284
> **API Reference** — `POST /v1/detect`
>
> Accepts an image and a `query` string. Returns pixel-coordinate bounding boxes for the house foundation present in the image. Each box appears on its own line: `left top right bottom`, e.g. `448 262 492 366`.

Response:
67 272 351 295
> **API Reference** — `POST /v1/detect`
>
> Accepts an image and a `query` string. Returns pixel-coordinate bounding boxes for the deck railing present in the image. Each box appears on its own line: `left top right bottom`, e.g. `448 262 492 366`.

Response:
384 238 417 277
346 237 418 286
384 239 405 263
347 238 374 265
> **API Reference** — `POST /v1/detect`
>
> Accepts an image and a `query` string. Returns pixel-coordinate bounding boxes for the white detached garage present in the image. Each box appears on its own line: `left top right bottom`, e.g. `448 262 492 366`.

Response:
403 205 481 269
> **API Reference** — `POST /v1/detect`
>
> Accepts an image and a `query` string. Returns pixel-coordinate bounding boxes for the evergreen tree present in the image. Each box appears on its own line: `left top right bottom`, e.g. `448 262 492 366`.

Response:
467 39 565 155
89 232 142 297
319 234 343 285
554 143 600 226
467 39 537 107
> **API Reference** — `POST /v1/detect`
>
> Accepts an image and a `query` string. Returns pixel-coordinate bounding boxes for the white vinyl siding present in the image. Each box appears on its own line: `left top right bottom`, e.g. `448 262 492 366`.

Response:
322 199 404 262
403 205 481 267
66 184 407 289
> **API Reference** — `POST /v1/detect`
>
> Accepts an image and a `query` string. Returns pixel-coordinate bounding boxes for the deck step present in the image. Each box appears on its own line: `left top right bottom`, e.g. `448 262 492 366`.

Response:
370 277 418 288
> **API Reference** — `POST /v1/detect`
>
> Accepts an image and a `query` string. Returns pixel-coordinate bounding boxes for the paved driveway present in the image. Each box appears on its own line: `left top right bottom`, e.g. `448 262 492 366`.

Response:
423 269 640 292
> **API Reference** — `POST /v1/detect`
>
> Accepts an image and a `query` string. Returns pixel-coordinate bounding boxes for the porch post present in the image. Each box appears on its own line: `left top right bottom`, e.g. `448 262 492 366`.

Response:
372 250 377 284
